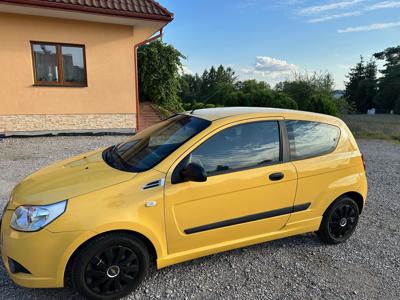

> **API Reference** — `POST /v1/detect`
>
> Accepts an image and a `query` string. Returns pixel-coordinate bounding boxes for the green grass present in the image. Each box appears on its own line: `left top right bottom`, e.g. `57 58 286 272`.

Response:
341 114 400 141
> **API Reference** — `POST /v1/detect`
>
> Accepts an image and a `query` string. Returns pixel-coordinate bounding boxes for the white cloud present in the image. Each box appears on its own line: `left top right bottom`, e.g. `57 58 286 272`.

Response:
299 0 364 15
235 56 298 85
367 1 400 10
181 65 193 75
338 21 400 32
254 56 297 72
307 11 361 23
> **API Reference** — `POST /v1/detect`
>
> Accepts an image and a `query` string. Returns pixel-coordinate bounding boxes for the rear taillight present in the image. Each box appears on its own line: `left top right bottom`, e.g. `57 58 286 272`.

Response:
361 153 366 170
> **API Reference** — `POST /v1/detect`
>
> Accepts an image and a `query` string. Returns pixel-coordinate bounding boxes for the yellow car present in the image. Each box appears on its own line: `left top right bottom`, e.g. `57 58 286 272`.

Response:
1 108 367 300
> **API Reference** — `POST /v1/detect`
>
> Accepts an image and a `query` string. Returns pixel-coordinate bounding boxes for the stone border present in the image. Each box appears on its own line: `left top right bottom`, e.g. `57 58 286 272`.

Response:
0 113 136 134
3 128 136 137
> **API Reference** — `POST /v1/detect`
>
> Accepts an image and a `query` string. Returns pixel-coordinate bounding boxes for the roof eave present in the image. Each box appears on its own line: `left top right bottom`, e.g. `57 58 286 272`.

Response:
1 0 174 23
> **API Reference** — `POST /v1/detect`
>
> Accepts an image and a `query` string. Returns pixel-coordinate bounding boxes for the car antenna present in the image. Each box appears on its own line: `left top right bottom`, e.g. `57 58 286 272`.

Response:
190 109 196 114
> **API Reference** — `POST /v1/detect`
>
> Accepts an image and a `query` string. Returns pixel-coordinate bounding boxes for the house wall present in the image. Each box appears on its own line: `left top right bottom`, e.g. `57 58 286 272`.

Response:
0 12 142 133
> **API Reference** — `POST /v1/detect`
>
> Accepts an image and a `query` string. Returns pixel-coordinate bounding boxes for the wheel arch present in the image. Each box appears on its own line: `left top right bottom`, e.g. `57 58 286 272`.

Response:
63 229 158 287
324 191 365 216
342 191 364 214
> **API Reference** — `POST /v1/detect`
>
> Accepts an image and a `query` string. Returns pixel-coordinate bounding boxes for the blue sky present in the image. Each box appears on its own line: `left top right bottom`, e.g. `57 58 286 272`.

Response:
160 0 400 89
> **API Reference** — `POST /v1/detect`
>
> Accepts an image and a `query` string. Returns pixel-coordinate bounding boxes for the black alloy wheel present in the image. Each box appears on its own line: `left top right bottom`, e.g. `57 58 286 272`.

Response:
328 203 358 239
71 233 149 300
317 197 360 244
85 246 139 295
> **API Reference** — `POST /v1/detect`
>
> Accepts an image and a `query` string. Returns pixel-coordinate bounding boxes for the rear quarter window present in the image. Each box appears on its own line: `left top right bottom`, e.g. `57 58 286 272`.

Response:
286 120 340 160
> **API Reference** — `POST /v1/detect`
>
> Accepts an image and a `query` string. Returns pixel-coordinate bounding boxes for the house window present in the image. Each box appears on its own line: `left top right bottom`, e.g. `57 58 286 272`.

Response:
31 42 87 86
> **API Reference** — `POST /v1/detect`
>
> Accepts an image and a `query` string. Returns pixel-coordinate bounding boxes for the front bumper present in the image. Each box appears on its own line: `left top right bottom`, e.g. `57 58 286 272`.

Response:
0 210 92 288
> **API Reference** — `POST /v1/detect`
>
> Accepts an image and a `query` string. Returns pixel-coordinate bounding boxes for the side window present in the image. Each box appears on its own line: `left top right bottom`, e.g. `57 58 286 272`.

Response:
180 121 281 178
286 120 340 160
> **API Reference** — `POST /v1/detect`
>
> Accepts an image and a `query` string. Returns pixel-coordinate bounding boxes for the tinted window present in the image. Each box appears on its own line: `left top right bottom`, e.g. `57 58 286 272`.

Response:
103 115 210 172
286 120 340 160
186 121 281 176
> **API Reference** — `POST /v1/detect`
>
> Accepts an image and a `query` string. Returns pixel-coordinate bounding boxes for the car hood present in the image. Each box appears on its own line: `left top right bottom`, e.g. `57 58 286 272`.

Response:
9 149 136 209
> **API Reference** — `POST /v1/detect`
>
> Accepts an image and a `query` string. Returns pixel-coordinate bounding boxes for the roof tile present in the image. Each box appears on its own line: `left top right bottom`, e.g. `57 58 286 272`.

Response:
3 0 173 20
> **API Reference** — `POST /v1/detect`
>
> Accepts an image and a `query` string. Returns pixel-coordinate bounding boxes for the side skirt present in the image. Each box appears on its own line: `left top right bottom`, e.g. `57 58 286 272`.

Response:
157 216 322 269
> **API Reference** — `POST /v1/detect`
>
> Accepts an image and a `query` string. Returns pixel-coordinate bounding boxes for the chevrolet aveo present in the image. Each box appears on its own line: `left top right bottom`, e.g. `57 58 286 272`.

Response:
0 108 367 300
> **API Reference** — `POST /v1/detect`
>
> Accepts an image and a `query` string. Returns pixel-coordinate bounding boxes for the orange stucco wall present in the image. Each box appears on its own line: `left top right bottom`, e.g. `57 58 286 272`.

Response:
0 12 137 115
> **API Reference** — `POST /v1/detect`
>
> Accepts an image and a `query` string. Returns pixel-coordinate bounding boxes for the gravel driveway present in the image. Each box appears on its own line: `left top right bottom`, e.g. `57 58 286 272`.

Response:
0 137 399 300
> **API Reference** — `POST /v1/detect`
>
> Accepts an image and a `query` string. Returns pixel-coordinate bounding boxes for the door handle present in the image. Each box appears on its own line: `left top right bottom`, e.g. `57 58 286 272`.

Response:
269 172 284 181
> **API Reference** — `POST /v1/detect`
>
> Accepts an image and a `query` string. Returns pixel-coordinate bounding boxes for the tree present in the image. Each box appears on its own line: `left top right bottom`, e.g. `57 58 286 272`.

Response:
272 92 298 110
276 72 337 115
180 66 338 115
199 65 237 104
308 94 338 115
276 79 314 109
137 40 185 111
362 59 378 110
181 65 237 105
180 73 201 103
374 46 400 113
227 80 298 109
344 56 365 112
344 56 378 113
230 80 274 107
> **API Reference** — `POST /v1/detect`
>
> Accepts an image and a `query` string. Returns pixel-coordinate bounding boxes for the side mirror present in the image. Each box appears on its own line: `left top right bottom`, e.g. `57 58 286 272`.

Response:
181 163 207 182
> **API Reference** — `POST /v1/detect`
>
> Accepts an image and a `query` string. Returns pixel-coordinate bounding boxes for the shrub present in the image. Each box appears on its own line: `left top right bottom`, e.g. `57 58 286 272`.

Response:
307 94 338 116
272 93 298 110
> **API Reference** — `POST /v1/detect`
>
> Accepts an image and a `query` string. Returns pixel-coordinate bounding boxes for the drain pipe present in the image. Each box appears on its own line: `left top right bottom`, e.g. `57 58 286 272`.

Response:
134 28 164 131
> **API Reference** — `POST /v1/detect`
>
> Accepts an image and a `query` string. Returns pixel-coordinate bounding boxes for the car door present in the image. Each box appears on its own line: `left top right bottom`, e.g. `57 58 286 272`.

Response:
164 118 298 254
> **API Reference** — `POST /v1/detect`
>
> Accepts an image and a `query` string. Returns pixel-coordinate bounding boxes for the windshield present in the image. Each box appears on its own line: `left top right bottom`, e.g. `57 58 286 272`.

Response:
103 114 211 172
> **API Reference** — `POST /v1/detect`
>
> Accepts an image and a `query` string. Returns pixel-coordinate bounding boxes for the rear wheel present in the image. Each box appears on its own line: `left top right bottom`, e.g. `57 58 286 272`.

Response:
71 233 149 300
317 197 359 244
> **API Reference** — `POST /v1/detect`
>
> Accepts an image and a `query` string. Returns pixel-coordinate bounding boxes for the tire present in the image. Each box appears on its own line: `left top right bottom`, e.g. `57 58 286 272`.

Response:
70 232 150 300
317 196 359 244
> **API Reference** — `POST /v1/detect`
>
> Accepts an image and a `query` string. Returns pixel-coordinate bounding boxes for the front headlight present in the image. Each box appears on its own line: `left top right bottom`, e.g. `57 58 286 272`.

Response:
10 200 67 232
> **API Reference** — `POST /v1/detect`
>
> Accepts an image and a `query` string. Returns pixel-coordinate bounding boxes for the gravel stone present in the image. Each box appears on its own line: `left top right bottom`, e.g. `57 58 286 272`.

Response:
0 137 399 299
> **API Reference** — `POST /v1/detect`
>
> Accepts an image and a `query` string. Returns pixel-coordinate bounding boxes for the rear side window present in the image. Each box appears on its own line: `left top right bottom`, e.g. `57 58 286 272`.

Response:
186 121 281 176
286 120 340 160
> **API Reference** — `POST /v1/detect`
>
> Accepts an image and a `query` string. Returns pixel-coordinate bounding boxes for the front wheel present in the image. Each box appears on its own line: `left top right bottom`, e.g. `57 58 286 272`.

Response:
317 197 359 244
71 233 150 300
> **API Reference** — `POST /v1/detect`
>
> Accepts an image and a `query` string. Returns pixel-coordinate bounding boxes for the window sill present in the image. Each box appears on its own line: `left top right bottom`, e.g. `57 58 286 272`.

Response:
32 83 88 88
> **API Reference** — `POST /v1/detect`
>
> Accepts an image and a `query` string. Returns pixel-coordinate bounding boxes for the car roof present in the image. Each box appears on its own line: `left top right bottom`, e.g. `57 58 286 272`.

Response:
184 107 339 123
